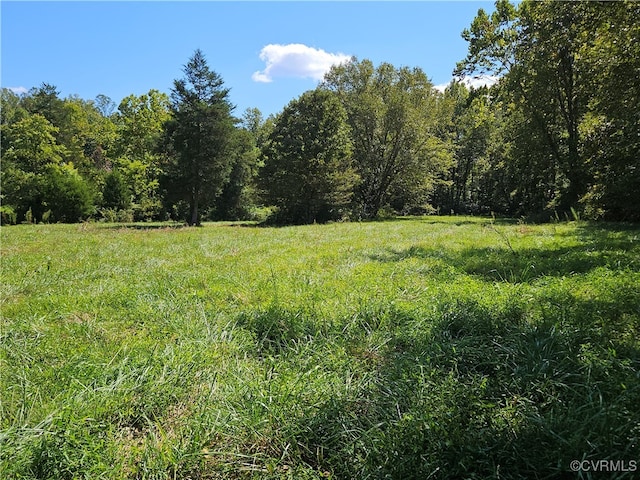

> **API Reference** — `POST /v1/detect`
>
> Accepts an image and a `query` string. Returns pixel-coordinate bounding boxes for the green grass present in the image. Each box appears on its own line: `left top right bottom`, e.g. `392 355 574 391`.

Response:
1 217 639 479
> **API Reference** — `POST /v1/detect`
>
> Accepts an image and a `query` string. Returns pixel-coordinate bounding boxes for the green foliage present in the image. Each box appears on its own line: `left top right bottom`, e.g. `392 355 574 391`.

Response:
162 49 237 226
114 90 170 160
1 113 65 222
456 0 518 78
578 1 640 221
43 163 95 222
4 27 638 225
1 87 28 125
111 90 170 221
323 59 448 219
1 166 39 222
2 113 66 173
99 207 134 223
0 205 17 225
457 0 640 221
115 156 163 221
212 128 260 221
431 82 497 215
1 124 94 222
101 170 131 211
21 83 67 130
260 89 357 224
1 87 113 223
20 85 115 176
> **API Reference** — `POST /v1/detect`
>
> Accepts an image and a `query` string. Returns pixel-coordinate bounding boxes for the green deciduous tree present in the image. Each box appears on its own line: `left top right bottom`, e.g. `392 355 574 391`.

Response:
432 82 497 215
1 112 95 222
115 90 170 160
323 58 448 218
578 1 640 220
240 107 264 141
1 88 27 126
457 0 640 220
94 94 116 118
21 84 66 128
113 90 170 220
213 128 259 221
259 89 357 224
20 85 118 182
162 50 237 225
2 114 66 173
1 114 67 221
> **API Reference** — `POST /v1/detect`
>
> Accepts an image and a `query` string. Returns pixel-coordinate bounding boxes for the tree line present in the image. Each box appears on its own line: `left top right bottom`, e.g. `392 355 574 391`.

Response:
2 0 638 226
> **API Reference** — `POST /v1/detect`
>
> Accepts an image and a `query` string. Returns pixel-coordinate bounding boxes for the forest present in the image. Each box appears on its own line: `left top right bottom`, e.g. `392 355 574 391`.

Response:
2 0 639 225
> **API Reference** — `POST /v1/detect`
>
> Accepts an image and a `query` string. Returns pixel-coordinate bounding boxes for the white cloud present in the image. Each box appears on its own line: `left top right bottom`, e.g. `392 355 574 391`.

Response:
7 86 28 95
252 43 351 83
434 75 500 93
463 75 500 90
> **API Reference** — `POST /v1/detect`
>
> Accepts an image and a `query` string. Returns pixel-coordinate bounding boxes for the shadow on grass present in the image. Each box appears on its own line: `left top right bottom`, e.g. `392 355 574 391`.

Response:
293 296 640 479
372 215 519 226
99 222 189 231
372 223 640 283
99 220 265 230
238 215 514 229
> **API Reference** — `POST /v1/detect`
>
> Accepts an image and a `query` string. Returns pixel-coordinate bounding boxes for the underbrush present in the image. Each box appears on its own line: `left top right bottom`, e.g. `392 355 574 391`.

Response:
1 219 638 479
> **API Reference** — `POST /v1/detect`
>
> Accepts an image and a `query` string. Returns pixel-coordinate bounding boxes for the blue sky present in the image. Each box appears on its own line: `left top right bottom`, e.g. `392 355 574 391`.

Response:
1 1 496 118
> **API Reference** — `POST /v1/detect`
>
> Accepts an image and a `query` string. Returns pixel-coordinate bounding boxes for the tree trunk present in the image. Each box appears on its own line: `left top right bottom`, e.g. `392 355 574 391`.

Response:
189 190 200 226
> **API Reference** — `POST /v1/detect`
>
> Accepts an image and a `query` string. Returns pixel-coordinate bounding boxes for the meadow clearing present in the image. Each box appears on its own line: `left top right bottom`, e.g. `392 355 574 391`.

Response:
1 217 639 479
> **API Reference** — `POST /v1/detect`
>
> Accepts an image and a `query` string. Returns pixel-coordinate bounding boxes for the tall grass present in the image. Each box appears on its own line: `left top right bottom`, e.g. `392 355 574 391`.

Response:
1 218 639 479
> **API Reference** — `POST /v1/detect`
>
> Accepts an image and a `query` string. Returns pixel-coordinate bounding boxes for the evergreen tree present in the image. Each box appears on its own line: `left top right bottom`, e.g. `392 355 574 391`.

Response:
162 50 237 225
102 170 131 211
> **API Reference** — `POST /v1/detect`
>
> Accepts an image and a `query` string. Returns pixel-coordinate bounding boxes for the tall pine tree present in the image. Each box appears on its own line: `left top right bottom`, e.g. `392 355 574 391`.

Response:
162 49 236 225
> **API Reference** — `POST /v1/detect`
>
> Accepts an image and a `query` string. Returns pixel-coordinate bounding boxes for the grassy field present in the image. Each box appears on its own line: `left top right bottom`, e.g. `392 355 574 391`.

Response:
1 217 639 479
